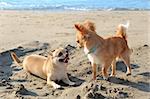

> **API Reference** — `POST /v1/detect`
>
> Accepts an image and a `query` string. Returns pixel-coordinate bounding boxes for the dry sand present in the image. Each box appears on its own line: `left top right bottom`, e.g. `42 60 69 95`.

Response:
0 10 150 99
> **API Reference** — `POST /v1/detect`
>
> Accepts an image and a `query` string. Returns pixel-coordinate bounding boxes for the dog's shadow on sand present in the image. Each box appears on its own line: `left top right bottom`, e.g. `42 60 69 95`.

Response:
25 72 85 88
116 61 139 73
108 77 150 92
138 72 150 77
108 61 149 92
56 73 85 87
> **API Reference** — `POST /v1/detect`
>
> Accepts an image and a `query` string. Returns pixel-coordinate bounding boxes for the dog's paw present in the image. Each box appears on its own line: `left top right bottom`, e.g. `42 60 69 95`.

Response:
110 74 116 77
54 84 61 89
103 76 108 81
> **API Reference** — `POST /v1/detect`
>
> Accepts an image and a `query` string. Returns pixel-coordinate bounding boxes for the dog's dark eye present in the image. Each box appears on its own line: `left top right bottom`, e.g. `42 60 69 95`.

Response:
58 52 63 57
76 40 79 43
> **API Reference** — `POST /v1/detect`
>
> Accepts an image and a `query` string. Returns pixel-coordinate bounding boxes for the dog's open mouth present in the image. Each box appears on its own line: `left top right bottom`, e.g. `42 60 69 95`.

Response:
59 57 69 63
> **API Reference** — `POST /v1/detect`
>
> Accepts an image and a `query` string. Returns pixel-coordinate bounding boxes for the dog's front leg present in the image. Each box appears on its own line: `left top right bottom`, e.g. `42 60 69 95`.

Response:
92 63 97 80
47 74 61 89
62 75 75 86
102 64 109 80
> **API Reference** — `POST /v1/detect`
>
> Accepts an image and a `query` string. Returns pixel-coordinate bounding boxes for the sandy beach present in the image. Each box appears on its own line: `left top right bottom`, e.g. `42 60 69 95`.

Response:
0 11 149 99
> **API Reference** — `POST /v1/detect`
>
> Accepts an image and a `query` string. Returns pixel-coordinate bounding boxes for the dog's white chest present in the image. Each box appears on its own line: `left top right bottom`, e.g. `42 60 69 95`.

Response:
84 47 100 64
52 66 66 81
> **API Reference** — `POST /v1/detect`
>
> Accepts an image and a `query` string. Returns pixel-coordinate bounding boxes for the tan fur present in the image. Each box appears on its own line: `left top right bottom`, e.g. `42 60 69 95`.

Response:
116 25 127 40
74 20 132 80
116 21 130 40
10 48 75 89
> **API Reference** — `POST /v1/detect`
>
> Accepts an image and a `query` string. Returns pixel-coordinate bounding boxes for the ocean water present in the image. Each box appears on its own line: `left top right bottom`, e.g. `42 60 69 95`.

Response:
0 0 149 11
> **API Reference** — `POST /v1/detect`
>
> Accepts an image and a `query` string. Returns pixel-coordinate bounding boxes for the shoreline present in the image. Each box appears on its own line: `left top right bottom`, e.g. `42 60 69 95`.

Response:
0 9 150 13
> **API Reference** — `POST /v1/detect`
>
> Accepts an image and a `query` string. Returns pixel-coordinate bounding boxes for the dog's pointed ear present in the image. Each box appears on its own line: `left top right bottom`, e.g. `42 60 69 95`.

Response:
83 20 96 32
74 23 86 33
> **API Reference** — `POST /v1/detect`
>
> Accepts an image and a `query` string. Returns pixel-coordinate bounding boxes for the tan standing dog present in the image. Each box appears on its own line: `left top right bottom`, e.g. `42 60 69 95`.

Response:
11 48 75 89
74 20 132 80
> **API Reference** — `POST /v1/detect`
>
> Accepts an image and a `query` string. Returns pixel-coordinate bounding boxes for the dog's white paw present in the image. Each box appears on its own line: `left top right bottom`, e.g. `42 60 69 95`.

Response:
54 84 61 89
103 76 108 80
110 74 116 77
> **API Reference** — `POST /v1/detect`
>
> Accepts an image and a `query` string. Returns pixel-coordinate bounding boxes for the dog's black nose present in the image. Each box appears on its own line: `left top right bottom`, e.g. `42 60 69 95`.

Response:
65 49 68 53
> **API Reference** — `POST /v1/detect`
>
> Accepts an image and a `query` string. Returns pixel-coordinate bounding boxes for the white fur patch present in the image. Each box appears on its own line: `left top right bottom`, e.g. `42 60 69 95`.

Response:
84 46 100 64
51 64 67 81
119 21 130 31
84 46 89 55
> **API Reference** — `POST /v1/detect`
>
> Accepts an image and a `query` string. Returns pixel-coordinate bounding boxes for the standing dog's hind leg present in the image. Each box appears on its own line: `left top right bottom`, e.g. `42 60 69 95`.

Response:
110 59 116 77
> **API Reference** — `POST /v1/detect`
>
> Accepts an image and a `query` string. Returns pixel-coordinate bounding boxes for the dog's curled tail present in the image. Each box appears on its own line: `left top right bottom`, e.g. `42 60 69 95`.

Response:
116 21 130 40
10 52 22 66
